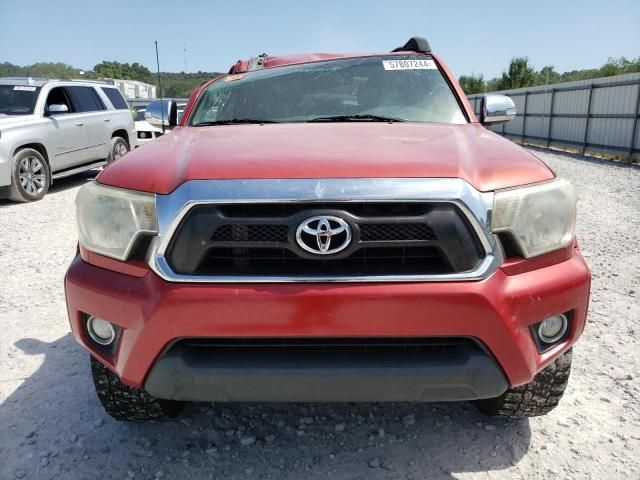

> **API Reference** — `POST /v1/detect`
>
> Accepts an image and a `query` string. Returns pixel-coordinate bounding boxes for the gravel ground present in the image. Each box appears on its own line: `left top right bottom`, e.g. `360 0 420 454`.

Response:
0 149 638 480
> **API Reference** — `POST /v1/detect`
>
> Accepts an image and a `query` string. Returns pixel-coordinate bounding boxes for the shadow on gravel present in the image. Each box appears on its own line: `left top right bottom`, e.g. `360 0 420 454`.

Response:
0 170 97 207
525 145 640 170
48 170 99 194
1 334 532 480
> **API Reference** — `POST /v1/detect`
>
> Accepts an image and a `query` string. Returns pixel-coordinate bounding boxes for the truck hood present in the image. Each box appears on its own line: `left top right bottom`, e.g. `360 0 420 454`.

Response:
98 123 554 194
0 114 40 129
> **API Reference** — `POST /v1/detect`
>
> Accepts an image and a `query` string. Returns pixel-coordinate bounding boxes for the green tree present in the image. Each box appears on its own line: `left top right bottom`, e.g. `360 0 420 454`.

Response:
93 61 152 81
129 62 153 84
600 57 623 77
496 57 536 90
0 62 80 79
461 55 640 92
0 60 223 97
26 62 79 78
598 56 640 77
535 66 561 85
621 57 640 74
458 74 486 94
95 61 123 79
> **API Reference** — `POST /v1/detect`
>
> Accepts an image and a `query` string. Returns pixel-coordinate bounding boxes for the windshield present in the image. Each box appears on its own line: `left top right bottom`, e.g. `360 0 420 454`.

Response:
189 55 466 125
0 85 41 115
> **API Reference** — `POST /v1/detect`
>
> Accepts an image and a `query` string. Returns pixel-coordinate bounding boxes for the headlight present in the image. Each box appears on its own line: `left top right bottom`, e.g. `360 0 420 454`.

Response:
76 182 157 261
492 178 577 258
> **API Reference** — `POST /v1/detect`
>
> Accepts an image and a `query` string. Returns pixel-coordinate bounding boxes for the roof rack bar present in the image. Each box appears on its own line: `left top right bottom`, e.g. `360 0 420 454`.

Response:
63 78 113 84
246 54 268 72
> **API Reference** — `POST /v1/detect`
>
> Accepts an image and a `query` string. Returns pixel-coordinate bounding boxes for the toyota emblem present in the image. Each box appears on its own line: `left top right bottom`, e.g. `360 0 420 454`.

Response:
295 215 352 255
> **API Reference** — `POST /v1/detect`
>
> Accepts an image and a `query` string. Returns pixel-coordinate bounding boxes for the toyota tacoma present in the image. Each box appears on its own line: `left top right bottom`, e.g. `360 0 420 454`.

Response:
65 37 590 421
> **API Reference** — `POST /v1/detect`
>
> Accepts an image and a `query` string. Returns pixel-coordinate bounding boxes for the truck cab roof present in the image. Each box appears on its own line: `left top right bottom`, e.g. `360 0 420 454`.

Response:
230 51 434 74
228 36 433 73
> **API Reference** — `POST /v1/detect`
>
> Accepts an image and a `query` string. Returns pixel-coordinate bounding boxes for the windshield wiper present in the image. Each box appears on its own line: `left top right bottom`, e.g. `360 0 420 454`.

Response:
193 119 280 126
307 114 407 123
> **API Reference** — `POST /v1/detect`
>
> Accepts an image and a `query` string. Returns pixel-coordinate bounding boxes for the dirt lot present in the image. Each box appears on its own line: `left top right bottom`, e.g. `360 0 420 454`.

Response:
0 149 638 480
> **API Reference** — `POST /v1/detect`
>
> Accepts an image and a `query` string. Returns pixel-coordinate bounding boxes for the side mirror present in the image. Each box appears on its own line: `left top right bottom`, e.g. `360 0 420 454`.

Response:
145 99 178 128
47 104 69 116
480 94 516 126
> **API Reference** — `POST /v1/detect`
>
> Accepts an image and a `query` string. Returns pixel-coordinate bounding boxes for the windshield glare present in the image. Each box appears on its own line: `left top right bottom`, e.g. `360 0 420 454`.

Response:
190 55 466 125
0 85 41 115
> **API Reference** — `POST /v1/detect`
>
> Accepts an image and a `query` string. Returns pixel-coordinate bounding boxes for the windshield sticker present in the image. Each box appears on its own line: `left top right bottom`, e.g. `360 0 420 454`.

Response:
13 86 36 91
224 74 245 82
382 59 437 71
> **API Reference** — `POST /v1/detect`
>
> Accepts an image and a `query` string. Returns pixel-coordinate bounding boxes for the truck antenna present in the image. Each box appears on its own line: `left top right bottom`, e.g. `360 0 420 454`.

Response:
155 40 165 134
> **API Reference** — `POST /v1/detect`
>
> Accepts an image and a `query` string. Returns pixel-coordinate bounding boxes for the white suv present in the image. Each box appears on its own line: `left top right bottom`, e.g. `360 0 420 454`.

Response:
0 77 137 202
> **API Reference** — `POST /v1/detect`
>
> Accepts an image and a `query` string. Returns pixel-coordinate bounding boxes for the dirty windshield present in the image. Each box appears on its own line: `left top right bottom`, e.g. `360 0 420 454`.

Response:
189 55 467 125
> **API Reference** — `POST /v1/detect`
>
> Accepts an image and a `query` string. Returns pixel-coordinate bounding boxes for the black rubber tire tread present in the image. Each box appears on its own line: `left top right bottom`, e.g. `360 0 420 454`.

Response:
475 349 572 417
8 148 50 202
106 136 129 163
90 356 184 421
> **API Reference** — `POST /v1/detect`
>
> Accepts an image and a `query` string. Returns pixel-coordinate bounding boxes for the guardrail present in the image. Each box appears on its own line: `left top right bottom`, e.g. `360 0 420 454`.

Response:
467 73 640 162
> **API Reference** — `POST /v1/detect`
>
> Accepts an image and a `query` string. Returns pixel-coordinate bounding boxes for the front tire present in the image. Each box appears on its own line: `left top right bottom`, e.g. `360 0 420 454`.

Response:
475 349 572 417
90 356 184 421
8 148 50 202
106 136 129 164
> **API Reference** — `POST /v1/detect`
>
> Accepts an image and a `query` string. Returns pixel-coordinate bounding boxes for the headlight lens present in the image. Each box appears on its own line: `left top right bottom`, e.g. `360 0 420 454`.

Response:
492 178 577 258
76 182 157 261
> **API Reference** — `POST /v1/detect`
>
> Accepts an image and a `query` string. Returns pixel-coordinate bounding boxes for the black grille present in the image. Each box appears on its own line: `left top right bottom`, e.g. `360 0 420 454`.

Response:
178 337 477 355
166 202 484 277
360 223 437 242
199 246 449 276
211 222 436 244
211 224 288 242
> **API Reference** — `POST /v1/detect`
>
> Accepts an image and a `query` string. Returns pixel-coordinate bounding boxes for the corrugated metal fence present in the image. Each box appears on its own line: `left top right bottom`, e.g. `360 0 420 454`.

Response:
127 98 189 108
467 73 640 162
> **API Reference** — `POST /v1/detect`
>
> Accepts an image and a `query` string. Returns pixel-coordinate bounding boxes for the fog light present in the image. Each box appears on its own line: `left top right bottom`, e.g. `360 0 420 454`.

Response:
538 314 568 344
87 316 116 345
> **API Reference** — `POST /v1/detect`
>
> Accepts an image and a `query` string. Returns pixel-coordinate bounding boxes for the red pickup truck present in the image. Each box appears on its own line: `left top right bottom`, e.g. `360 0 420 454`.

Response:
65 37 590 421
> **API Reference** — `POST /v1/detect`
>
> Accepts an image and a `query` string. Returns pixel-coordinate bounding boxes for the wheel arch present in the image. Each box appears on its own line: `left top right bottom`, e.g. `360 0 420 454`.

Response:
13 142 50 164
112 129 129 147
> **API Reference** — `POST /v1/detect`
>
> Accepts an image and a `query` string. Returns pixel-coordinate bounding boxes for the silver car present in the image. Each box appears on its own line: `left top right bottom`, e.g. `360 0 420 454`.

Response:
0 77 137 202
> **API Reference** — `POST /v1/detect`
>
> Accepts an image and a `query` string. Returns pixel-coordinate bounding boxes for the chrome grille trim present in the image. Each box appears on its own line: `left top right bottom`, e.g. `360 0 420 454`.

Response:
149 178 502 283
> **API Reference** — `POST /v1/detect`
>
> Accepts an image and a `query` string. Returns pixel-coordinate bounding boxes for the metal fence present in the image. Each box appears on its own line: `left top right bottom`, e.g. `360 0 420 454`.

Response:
127 98 190 108
467 73 640 162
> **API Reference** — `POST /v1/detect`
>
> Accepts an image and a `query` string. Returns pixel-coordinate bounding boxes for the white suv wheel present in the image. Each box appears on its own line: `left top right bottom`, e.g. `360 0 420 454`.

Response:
9 148 51 202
